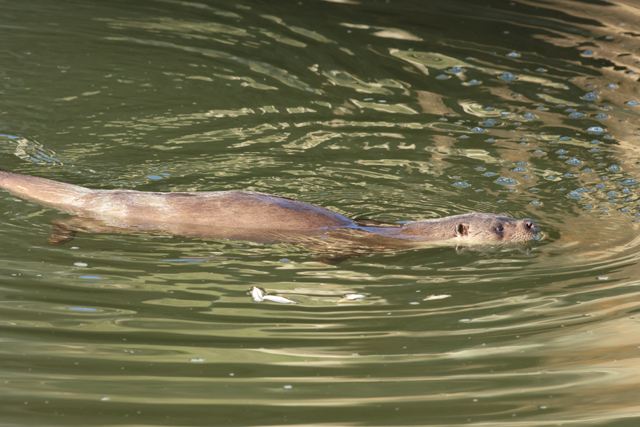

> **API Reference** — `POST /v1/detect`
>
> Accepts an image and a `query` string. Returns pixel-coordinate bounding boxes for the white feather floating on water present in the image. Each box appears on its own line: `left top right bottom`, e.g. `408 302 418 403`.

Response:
263 295 299 304
251 286 265 302
250 286 299 304
423 294 451 301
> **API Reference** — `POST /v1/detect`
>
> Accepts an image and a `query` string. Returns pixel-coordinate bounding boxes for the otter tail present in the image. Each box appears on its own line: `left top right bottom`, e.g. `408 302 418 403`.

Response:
0 169 90 212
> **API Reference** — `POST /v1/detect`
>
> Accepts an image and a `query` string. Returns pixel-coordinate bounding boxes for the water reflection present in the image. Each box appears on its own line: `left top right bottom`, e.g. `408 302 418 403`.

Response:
3 0 640 425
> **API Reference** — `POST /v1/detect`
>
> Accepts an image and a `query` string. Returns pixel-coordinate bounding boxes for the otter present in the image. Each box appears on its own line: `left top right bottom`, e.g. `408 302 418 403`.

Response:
0 169 539 248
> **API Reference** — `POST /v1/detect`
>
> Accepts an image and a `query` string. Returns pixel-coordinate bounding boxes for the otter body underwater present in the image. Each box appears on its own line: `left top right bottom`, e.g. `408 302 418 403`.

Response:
0 169 540 251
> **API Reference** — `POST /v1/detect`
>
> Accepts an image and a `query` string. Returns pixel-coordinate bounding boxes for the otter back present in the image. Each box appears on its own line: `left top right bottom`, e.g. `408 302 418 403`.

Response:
0 170 354 230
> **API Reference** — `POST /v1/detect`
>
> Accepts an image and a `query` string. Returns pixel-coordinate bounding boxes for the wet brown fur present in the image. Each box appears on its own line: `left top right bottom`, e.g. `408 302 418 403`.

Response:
0 170 540 247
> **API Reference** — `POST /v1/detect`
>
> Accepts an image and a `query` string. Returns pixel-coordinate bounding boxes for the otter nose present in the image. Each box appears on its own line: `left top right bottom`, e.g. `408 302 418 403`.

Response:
524 219 538 233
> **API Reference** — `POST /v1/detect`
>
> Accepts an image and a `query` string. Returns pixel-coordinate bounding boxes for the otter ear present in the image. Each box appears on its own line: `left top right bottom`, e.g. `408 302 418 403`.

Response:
456 223 469 238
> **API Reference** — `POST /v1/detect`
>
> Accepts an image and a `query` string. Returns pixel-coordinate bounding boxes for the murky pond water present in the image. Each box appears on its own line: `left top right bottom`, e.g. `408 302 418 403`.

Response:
2 0 640 425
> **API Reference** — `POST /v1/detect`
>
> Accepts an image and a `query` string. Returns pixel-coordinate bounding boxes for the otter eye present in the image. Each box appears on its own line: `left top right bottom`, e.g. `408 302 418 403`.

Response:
496 225 504 232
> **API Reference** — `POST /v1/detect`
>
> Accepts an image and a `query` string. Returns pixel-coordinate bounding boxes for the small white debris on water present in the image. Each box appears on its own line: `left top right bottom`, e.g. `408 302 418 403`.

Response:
263 295 299 304
338 293 366 302
74 262 88 267
597 276 608 280
251 286 265 302
100 397 110 401
250 286 299 304
423 294 451 301
283 385 292 389
190 358 205 362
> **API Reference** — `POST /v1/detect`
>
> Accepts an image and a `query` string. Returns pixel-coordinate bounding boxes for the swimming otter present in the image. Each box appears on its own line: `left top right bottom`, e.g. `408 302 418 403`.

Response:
0 169 539 247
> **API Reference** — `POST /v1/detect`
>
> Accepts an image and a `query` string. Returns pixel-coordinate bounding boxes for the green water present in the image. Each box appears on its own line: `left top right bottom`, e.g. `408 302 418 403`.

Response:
2 0 640 425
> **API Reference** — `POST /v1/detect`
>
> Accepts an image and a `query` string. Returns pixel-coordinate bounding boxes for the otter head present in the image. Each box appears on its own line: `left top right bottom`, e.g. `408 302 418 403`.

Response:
399 212 540 244
453 213 539 243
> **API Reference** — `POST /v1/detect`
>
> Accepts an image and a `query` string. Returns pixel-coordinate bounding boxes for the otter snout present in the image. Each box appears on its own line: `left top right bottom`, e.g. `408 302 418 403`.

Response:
521 218 540 239
524 219 538 232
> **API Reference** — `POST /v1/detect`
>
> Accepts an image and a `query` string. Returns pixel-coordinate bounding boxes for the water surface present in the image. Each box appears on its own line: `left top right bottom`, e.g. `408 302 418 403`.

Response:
2 0 640 425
